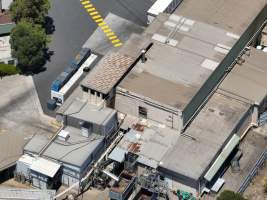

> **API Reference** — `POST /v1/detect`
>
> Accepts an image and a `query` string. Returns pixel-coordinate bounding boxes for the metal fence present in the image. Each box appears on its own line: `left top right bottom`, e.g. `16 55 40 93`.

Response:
238 148 267 193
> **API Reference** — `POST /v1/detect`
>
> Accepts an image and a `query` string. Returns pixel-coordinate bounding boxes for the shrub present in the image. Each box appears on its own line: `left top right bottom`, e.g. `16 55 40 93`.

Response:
0 63 19 77
217 190 248 200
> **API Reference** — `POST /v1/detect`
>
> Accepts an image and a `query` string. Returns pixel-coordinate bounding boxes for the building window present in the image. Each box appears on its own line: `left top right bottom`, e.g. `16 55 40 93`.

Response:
138 106 147 119
82 86 88 92
90 90 95 95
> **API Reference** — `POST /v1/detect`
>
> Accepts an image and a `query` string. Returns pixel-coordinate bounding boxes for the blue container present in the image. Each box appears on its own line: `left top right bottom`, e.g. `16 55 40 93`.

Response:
51 80 62 92
47 99 57 110
50 48 91 92
71 48 91 67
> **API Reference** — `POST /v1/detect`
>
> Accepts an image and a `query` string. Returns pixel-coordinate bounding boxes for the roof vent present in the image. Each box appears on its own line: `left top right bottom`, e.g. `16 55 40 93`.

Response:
141 49 147 63
58 130 70 141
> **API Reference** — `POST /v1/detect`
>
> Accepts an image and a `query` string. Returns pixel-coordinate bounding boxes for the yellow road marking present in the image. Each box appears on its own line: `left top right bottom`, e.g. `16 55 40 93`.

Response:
95 18 103 23
87 8 95 12
81 1 90 5
109 36 117 40
103 29 112 33
98 22 106 26
92 15 101 19
106 32 115 36
111 39 120 44
101 25 109 30
114 43 123 47
80 1 123 47
84 4 93 8
89 11 98 16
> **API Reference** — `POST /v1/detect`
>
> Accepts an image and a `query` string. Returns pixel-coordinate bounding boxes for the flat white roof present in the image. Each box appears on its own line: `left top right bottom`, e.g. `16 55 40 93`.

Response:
148 0 173 16
18 154 36 166
30 157 61 178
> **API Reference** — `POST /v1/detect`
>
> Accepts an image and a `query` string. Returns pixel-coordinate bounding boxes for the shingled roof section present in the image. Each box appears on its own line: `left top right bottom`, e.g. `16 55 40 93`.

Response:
81 53 135 95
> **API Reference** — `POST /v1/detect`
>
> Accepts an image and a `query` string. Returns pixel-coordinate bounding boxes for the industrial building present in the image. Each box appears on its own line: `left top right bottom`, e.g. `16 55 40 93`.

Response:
115 1 267 131
12 0 267 198
17 93 118 188
105 0 267 198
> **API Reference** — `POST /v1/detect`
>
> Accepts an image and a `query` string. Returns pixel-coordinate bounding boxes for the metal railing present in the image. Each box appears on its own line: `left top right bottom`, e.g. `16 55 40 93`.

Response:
238 148 267 193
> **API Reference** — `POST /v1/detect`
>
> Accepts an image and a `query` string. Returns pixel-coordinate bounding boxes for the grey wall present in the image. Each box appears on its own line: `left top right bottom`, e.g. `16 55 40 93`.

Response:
115 90 182 131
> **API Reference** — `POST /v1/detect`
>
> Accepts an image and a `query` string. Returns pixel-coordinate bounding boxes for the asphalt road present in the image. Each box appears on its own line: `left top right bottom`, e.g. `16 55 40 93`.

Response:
33 0 154 116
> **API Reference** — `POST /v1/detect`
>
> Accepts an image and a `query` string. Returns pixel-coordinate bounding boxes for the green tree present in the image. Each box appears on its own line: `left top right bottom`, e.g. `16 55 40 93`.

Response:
9 0 50 24
217 190 248 200
10 20 49 70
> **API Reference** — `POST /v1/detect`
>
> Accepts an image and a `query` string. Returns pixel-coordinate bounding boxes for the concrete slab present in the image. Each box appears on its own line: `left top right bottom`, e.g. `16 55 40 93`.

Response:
0 75 57 171
83 13 144 55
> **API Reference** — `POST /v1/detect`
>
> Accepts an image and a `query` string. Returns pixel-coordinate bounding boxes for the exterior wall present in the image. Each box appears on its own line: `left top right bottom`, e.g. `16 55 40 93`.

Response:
64 111 117 136
61 164 80 187
31 171 49 190
61 138 105 186
0 57 17 65
158 167 199 191
102 111 118 136
234 106 254 137
115 90 182 131
16 161 31 180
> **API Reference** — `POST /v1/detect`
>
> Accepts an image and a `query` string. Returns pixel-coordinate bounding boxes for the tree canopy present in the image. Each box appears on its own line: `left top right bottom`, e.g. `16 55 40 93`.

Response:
9 0 50 24
217 190 248 200
10 20 49 69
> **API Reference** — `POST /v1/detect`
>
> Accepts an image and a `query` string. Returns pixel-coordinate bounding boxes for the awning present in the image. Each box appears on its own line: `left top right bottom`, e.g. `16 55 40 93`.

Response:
30 157 61 178
204 134 240 181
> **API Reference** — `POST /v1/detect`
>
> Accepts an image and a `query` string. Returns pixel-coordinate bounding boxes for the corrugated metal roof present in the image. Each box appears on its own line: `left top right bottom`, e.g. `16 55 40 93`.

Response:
0 188 56 200
204 134 240 181
81 53 135 94
30 157 61 178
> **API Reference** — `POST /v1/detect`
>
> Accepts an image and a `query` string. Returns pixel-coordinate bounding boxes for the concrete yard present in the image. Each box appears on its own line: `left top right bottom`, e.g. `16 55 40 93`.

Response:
0 75 58 173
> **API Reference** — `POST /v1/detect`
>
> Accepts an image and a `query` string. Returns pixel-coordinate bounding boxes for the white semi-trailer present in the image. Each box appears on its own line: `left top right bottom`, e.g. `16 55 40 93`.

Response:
51 54 97 106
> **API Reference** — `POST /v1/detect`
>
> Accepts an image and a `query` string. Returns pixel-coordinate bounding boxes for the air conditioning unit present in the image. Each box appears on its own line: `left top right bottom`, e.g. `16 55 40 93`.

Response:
58 130 70 141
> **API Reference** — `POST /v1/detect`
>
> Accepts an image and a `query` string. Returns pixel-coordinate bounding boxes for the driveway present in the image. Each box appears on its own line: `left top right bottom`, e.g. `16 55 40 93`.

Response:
33 0 154 116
